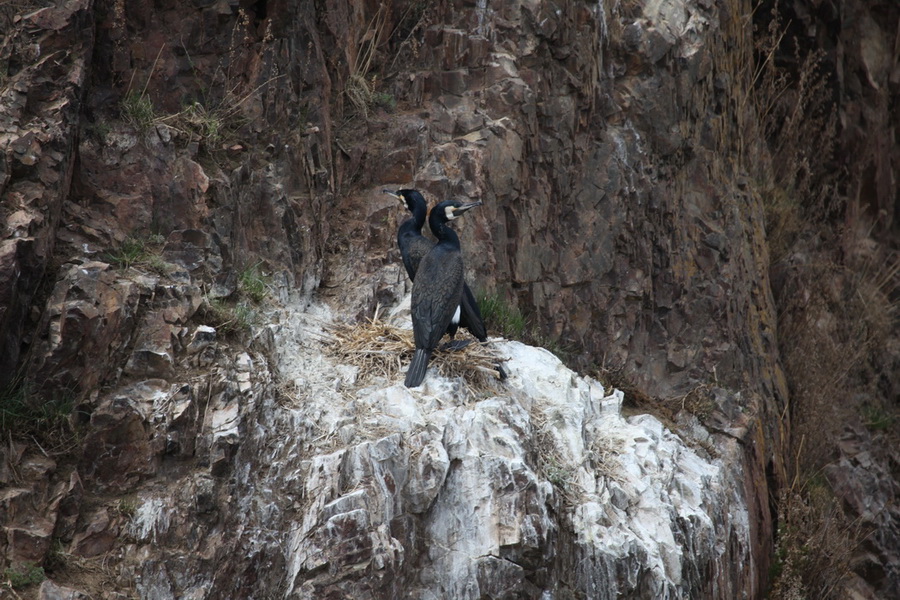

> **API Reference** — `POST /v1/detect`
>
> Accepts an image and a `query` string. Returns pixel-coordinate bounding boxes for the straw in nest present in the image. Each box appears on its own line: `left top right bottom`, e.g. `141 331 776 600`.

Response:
324 311 506 392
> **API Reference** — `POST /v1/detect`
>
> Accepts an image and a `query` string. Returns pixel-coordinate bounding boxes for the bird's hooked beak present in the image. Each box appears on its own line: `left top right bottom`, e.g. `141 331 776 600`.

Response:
382 189 405 206
451 200 483 217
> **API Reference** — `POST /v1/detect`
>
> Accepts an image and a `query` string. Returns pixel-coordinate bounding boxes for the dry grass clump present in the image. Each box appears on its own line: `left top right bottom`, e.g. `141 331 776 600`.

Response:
324 315 412 382
771 252 898 597
776 256 899 473
769 479 862 600
323 313 506 392
343 2 390 117
528 411 579 503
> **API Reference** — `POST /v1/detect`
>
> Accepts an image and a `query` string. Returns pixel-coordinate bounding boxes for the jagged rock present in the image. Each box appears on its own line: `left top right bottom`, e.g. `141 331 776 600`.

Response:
70 508 118 558
165 383 199 457
825 426 900 597
80 386 160 491
405 434 450 514
49 471 84 542
187 325 217 355
6 515 56 565
162 229 222 275
39 579 90 600
125 311 178 379
26 261 144 395
0 0 93 389
0 452 60 565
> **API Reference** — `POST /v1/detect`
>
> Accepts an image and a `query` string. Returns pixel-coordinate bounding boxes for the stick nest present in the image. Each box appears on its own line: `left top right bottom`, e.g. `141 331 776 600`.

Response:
324 313 506 392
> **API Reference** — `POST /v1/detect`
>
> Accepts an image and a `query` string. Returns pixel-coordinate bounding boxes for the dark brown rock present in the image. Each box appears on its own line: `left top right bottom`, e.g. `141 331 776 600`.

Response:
50 471 84 542
0 0 93 390
26 261 143 395
80 394 158 491
70 508 118 558
124 311 178 379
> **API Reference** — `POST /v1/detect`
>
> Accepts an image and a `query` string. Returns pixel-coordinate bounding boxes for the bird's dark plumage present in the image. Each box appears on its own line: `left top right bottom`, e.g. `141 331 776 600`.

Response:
403 198 482 387
388 189 434 281
384 189 487 343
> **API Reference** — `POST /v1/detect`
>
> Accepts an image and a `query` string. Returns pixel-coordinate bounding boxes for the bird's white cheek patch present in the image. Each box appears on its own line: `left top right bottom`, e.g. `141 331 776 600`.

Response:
445 206 456 220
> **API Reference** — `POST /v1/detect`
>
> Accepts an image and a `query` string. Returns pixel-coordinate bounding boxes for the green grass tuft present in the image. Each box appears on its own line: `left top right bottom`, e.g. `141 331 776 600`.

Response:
104 235 168 272
115 497 139 518
0 380 75 448
476 289 578 364
477 291 527 340
861 404 895 431
121 92 157 133
238 262 271 304
372 91 396 112
198 298 258 337
105 237 148 270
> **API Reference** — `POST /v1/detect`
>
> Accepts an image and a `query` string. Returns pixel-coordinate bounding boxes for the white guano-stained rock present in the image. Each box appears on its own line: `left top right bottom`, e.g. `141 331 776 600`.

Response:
263 297 751 599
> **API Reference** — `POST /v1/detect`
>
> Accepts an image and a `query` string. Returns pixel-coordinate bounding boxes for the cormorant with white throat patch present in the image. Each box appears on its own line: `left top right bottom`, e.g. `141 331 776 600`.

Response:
404 198 482 388
383 189 487 343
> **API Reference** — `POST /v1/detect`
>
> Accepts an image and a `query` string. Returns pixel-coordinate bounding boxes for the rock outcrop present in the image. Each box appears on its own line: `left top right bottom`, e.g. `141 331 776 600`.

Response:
274 301 755 599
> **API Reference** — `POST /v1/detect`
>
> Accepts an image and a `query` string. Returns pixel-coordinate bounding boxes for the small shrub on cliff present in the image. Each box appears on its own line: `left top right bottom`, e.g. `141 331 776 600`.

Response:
372 91 396 112
158 98 250 154
0 379 76 450
861 403 894 431
105 236 148 269
750 3 840 261
769 479 860 600
104 235 168 273
476 291 526 340
3 562 45 589
114 497 139 518
121 92 157 133
238 262 271 304
476 290 575 364
197 298 257 338
342 2 390 117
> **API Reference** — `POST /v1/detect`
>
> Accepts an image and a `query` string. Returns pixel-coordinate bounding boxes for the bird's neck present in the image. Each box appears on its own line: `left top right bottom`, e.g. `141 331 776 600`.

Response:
399 217 422 238
429 218 461 249
399 199 428 237
411 202 427 230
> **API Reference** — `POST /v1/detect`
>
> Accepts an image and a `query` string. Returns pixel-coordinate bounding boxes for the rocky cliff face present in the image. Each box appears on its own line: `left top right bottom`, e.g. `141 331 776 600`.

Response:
1 0 897 599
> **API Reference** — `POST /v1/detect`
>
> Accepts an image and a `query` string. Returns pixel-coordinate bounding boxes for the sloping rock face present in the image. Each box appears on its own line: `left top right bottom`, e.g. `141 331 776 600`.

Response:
0 0 897 599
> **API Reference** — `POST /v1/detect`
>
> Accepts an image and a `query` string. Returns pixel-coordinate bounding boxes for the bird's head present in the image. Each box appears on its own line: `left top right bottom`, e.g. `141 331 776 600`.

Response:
382 188 426 213
436 198 483 222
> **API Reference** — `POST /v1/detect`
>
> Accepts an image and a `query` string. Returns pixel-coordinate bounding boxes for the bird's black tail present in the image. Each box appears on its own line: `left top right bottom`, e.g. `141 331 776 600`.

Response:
404 349 432 388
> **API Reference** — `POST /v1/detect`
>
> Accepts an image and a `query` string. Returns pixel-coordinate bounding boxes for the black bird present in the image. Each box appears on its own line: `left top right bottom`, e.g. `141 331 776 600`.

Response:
384 189 487 343
404 198 482 388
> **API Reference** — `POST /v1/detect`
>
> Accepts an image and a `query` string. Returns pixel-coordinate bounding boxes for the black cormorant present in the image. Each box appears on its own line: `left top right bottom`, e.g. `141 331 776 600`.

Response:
404 198 482 388
383 189 487 343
